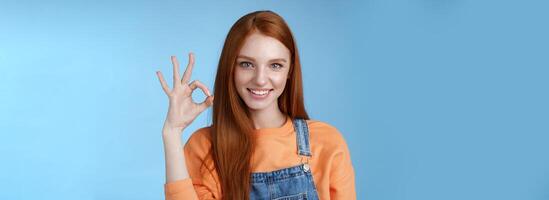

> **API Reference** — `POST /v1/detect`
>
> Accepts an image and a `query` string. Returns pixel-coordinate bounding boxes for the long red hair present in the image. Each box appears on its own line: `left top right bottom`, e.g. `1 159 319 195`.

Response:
210 10 309 200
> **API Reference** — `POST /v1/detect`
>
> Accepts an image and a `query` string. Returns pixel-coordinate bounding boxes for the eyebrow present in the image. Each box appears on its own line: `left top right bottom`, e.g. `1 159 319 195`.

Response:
237 55 287 63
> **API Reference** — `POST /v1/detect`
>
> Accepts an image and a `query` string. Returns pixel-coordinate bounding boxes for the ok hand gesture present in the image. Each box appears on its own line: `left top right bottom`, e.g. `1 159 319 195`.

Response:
156 53 214 134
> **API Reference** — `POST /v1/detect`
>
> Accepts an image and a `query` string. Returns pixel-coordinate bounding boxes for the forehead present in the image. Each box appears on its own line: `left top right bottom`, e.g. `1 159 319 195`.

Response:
238 32 290 61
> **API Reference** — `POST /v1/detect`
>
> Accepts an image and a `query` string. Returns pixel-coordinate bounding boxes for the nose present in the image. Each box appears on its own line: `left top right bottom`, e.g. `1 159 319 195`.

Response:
253 66 268 86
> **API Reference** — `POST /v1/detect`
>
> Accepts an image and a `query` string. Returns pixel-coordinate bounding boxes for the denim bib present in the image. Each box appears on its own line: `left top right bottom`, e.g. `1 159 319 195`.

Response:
249 118 320 200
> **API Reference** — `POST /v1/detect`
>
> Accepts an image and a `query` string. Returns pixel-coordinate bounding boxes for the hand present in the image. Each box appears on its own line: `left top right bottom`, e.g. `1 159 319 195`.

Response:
156 53 214 133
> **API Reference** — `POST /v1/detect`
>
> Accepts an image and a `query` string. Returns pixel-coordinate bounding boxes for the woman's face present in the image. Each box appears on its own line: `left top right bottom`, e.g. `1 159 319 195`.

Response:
234 32 291 112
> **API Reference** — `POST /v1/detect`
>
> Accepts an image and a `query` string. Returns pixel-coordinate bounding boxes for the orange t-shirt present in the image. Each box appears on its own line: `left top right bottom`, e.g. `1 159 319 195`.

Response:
164 117 356 199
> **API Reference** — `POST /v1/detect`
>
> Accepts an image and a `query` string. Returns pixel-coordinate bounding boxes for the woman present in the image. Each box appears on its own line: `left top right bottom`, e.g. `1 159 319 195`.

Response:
156 10 356 200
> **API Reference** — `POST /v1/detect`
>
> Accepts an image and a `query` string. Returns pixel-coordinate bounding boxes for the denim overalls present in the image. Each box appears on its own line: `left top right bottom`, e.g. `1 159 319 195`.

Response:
249 118 320 200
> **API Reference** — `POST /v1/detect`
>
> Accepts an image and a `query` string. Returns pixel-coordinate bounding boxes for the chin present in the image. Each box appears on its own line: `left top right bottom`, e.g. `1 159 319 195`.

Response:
244 100 275 111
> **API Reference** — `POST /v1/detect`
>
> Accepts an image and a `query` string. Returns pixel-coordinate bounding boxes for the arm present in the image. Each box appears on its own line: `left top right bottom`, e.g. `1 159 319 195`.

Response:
162 125 200 200
156 53 214 199
162 126 189 183
329 135 357 200
163 127 221 200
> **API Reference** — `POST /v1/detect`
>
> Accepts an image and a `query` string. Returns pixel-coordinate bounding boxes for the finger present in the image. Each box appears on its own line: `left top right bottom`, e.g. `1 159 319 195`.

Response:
197 95 214 112
189 80 212 96
171 56 181 88
181 52 195 84
156 71 170 95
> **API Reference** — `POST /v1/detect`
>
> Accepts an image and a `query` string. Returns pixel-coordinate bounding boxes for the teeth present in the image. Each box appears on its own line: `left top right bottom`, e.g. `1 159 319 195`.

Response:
250 89 270 95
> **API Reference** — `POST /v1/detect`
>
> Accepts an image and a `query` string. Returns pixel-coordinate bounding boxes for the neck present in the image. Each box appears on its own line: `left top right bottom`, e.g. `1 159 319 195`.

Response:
249 105 286 129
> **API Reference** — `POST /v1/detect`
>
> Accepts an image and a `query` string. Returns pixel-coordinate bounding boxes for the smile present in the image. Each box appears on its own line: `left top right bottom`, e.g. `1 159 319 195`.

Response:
247 88 273 99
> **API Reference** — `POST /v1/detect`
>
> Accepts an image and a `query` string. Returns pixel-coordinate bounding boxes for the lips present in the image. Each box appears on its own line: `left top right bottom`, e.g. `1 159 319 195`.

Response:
247 88 273 99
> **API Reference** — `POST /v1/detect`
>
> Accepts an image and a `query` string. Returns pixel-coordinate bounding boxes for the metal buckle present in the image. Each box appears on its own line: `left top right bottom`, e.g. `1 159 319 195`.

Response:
300 156 311 172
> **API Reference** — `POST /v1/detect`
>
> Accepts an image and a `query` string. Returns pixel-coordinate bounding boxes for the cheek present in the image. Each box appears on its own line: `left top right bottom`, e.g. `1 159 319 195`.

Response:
272 74 288 89
234 70 251 87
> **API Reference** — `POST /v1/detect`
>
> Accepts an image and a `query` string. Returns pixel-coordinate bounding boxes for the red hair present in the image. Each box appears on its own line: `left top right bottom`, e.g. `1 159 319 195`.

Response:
210 10 309 200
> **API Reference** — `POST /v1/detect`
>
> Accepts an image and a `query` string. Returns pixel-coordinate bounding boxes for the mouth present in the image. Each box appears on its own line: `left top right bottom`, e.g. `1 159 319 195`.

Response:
247 88 274 99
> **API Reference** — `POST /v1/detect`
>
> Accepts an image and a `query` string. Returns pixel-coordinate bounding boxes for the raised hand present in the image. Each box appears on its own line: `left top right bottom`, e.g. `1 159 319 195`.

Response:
156 53 214 134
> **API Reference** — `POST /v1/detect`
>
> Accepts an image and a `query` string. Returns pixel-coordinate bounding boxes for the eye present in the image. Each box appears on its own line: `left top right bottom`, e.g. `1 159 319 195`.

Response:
239 61 253 69
271 63 283 70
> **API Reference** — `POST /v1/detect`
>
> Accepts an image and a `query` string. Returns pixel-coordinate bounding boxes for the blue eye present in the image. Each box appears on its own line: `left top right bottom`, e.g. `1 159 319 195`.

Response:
239 61 253 68
271 63 283 70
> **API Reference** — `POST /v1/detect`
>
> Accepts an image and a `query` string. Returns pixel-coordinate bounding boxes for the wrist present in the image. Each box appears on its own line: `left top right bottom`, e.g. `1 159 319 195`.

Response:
162 126 183 143
162 122 184 134
162 130 183 150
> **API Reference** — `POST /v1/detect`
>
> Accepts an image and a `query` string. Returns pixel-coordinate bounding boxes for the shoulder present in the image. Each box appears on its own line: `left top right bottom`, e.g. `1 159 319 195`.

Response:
184 126 213 157
305 119 349 150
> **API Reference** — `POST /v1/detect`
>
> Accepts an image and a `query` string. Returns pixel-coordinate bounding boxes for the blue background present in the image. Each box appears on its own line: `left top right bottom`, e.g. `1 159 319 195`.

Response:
1 0 548 199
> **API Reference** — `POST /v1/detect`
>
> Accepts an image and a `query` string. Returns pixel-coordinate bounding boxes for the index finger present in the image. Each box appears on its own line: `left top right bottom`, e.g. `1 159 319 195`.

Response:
181 52 195 84
189 80 211 96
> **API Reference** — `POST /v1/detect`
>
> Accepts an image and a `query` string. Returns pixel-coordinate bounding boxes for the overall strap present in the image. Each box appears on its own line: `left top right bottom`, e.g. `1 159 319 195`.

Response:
293 118 312 157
